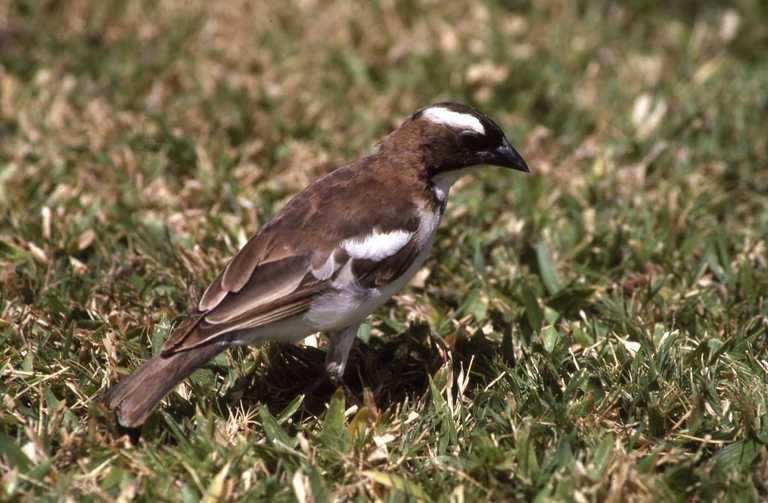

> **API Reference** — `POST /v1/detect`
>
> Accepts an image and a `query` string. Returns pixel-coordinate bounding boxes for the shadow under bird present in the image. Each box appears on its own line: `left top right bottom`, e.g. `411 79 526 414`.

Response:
105 102 529 428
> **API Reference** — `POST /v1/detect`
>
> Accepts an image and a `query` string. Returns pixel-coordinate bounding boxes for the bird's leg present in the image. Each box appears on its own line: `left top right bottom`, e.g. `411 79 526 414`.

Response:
299 325 359 398
323 324 361 405
325 324 359 388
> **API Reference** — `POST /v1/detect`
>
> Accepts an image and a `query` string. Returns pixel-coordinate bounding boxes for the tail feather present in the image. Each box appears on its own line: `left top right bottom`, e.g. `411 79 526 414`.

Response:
104 343 224 428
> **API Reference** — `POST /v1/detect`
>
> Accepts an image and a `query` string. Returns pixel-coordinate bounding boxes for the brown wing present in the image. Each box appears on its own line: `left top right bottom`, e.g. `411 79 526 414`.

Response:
160 249 330 355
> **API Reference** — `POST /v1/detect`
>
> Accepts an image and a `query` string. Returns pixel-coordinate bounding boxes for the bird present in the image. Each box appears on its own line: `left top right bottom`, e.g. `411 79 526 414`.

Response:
104 102 529 428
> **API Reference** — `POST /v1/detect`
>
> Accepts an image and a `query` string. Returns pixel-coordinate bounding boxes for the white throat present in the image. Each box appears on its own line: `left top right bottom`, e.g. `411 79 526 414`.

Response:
431 168 472 203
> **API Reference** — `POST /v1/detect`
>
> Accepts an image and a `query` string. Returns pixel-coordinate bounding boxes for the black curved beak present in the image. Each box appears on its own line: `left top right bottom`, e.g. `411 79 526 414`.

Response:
491 137 529 172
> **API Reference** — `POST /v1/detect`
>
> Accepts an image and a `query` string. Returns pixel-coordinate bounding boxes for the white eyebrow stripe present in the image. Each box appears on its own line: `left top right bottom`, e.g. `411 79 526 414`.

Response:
341 230 412 261
422 107 485 135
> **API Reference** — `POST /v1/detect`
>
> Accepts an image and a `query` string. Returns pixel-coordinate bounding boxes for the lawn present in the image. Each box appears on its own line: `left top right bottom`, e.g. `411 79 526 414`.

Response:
1 0 767 500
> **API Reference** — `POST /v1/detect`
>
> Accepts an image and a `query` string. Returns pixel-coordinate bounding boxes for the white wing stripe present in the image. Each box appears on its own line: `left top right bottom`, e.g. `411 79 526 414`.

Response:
341 229 412 261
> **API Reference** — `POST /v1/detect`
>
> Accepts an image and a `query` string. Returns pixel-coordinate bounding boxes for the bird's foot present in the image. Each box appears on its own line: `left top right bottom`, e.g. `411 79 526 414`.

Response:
328 370 361 408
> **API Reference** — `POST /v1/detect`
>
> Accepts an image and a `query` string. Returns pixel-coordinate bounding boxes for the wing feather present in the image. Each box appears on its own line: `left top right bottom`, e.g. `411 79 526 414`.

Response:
198 269 227 311
205 255 309 324
220 231 275 292
164 279 327 353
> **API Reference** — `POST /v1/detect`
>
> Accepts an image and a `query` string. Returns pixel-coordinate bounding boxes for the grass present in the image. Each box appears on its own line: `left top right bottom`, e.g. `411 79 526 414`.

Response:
1 0 768 500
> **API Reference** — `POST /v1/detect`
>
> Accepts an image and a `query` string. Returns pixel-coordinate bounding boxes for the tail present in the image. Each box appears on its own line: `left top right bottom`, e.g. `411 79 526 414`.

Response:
104 343 224 428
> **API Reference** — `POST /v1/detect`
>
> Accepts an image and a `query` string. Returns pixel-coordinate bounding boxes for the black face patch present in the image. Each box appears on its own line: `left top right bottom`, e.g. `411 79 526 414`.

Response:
459 127 502 153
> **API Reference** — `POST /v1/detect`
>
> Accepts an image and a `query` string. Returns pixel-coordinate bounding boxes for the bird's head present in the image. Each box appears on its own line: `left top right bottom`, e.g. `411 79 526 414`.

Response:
381 102 529 181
